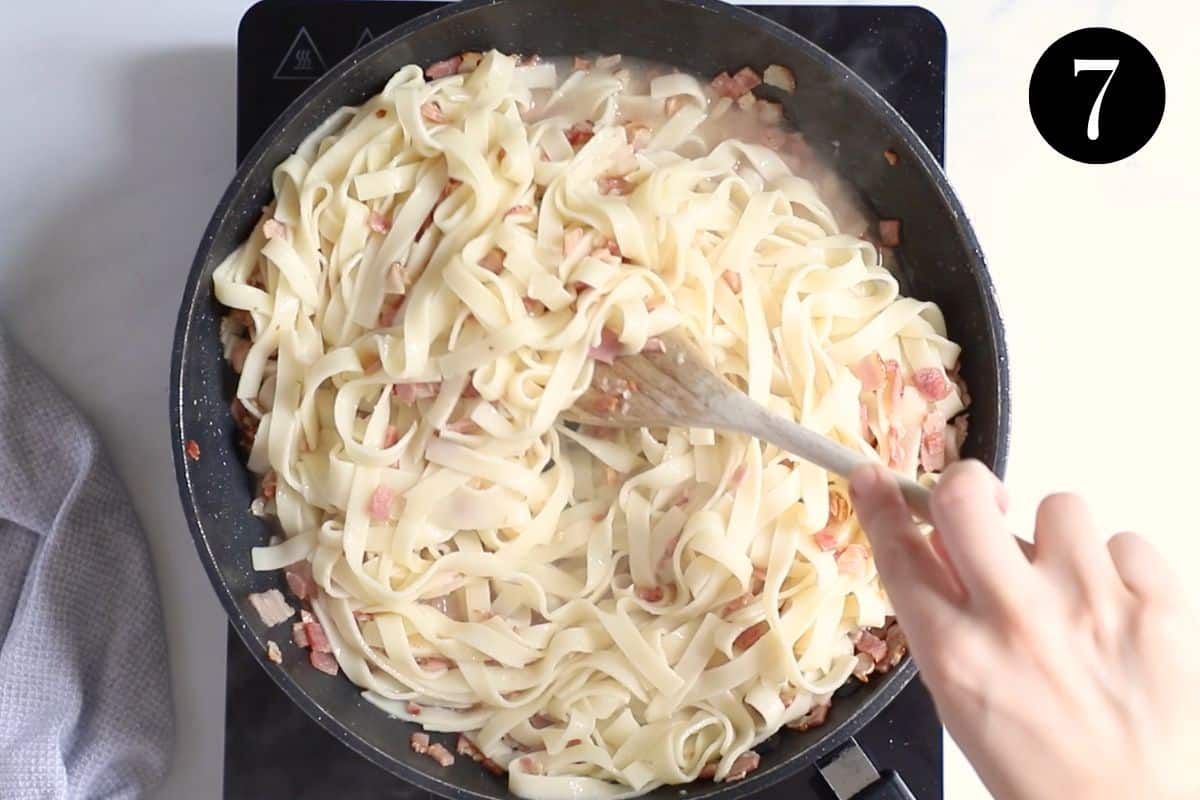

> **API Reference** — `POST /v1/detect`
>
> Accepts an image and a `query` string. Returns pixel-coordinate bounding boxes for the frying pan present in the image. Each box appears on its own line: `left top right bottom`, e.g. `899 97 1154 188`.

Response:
170 0 1010 797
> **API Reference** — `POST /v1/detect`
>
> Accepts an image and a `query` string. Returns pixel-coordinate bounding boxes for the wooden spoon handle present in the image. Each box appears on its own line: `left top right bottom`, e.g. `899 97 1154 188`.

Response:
730 396 933 522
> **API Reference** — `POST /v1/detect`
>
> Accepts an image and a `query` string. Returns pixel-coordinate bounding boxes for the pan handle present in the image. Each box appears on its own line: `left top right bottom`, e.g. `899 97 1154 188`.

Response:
817 738 918 800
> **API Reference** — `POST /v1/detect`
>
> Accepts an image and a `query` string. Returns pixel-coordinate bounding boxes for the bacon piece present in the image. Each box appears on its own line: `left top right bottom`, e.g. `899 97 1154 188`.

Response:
721 593 755 618
506 204 533 218
378 295 405 327
699 763 718 780
565 121 594 147
425 56 462 79
854 629 888 663
721 270 742 293
733 67 762 93
664 94 686 117
786 701 830 731
860 402 873 442
406 701 422 715
248 589 293 627
883 624 908 670
656 533 681 580
734 621 768 651
369 485 394 522
284 560 317 601
478 248 505 273
598 176 633 195
260 469 277 499
829 489 851 523
265 640 283 664
384 425 401 448
445 418 480 434
946 414 969 463
641 337 667 355
262 218 287 240
851 354 886 391
522 296 544 315
914 367 952 401
411 732 430 754
624 122 652 150
886 426 905 469
573 56 592 71
878 219 901 248
417 656 454 672
427 743 455 767
353 610 374 623
837 543 869 578
366 211 391 235
588 327 621 364
852 651 875 682
813 528 839 552
884 148 900 166
635 585 664 602
229 338 251 374
304 620 332 654
309 650 338 675
185 439 201 461
292 622 309 649
393 381 441 404
374 108 387 119
529 713 556 729
421 102 447 123
882 359 903 411
457 735 506 775
711 71 740 98
763 64 796 93
722 750 761 783
920 411 947 472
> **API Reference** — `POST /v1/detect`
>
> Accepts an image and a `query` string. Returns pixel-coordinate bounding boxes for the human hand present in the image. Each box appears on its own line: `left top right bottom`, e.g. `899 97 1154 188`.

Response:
849 460 1200 800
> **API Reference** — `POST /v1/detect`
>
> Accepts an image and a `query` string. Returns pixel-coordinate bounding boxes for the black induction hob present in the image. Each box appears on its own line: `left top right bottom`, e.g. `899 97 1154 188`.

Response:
226 3 947 797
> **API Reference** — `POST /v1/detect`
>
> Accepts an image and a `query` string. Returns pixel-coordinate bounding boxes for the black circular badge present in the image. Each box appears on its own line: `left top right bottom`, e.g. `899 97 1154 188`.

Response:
1029 27 1165 164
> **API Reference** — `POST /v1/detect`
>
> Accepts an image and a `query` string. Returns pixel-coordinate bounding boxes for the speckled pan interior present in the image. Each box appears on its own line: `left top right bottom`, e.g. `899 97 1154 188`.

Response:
169 1 1010 797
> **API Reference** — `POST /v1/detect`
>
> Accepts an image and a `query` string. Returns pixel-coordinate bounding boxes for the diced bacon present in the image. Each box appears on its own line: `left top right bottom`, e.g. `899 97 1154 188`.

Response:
248 589 294 627
445 418 480 434
624 122 651 150
721 270 743 293
882 359 903 411
229 338 251 374
266 640 283 664
262 218 287 240
636 585 665 602
829 489 850 523
813 528 839 551
292 622 309 648
185 439 201 461
411 732 430 754
407 701 422 715
721 593 755 617
852 651 875 682
884 148 900 166
378 295 405 327
300 609 314 624
860 402 873 441
260 469 277 499
920 411 947 472
573 56 592 71
854 629 888 663
304 620 332 653
734 621 768 651
878 219 901 247
883 624 908 669
478 248 505 273
598 176 633 195
723 750 761 782
427 743 455 767
914 367 952 401
309 650 339 675
786 701 830 731
851 354 886 391
887 426 905 468
588 327 621 364
711 71 740 98
369 485 394 522
506 204 533 218
947 414 969 463
353 610 374 623
284 560 318 601
425 56 463 79
375 108 387 119
642 336 666 354
664 95 685 117
457 735 506 775
565 121 594 147
656 533 681 580
368 211 391 235
837 543 869 578
384 425 401 448
730 464 747 486
417 656 455 673
763 64 796 93
393 381 441 404
733 66 762 94
421 102 447 123
699 763 718 779
522 297 544 315
529 713 556 729
592 394 620 414
517 755 544 774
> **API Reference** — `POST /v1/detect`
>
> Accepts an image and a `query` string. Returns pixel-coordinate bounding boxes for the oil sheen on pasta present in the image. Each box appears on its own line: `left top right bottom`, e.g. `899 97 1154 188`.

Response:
214 51 967 798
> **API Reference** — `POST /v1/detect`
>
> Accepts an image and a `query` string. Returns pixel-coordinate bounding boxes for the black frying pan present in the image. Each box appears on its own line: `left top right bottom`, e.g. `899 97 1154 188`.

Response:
170 1 1010 797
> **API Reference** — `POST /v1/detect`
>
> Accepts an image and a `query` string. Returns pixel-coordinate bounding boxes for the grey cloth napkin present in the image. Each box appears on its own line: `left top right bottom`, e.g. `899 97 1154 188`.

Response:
0 326 173 798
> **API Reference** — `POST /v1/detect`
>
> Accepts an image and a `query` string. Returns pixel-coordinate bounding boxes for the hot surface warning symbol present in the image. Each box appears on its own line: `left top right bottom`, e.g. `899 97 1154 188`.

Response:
273 27 327 81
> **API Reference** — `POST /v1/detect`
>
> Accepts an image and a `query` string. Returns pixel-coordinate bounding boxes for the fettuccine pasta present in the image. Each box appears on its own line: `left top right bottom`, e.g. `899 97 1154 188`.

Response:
216 50 968 798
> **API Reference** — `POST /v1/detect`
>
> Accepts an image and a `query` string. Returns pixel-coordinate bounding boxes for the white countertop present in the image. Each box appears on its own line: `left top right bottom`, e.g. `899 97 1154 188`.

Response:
1 1 1196 797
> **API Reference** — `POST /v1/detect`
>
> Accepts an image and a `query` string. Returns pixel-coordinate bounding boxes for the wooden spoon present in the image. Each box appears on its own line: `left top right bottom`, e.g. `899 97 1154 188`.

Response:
567 329 933 520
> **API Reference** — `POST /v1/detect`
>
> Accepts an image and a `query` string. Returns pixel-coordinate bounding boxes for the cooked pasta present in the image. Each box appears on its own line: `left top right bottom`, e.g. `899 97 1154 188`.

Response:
216 50 968 798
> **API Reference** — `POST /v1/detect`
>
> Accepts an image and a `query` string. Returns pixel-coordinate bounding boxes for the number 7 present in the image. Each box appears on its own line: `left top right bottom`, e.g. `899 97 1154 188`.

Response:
1074 59 1120 141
